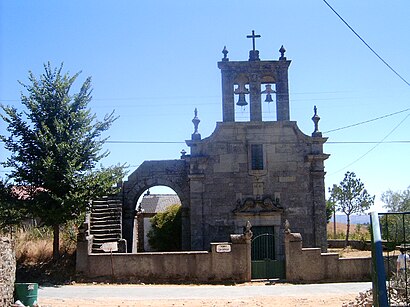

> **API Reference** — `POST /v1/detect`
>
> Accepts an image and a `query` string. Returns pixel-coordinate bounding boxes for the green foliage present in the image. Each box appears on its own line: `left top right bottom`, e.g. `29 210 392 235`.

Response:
0 180 27 231
0 63 126 258
147 204 182 251
329 171 374 245
381 187 410 212
326 199 335 223
379 214 410 246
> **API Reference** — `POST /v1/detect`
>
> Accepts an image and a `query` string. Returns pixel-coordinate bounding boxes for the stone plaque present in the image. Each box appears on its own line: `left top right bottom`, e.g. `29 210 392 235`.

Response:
101 242 118 252
216 244 231 253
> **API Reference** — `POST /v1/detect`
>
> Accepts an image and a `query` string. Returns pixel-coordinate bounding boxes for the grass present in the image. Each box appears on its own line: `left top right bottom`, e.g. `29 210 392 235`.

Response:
327 222 371 241
4 224 78 285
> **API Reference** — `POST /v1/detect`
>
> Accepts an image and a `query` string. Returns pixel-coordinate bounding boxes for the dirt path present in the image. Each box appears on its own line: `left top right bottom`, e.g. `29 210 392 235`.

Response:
40 295 356 307
37 282 368 307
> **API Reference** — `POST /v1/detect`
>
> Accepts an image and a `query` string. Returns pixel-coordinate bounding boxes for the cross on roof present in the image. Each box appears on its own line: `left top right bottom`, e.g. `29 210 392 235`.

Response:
246 30 261 51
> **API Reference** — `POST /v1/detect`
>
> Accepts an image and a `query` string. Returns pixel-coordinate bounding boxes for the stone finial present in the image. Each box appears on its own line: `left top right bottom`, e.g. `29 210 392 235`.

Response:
311 106 322 137
279 45 286 60
222 46 229 61
191 108 201 141
284 219 291 234
180 149 187 158
244 220 253 240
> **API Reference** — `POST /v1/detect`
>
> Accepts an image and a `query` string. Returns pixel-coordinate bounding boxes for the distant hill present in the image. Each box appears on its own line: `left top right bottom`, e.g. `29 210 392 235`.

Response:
330 214 370 225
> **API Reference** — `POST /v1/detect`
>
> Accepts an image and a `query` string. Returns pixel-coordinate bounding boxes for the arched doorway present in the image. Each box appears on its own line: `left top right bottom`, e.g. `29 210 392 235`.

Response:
135 186 182 252
121 160 190 252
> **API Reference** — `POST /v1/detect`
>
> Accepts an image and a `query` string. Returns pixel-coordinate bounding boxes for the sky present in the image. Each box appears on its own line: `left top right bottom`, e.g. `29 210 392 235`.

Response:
1 1 409 212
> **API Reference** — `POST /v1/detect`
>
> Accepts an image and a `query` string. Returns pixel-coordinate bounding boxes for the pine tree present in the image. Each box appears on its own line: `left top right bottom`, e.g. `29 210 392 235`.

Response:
329 171 374 246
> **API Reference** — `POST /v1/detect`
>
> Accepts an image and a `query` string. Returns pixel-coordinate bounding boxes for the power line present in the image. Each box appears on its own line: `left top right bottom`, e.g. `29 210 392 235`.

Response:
329 112 410 175
106 140 185 144
322 0 410 87
323 108 410 133
327 141 410 144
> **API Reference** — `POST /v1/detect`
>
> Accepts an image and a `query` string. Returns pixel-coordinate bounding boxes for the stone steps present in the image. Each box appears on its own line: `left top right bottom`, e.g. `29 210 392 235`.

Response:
89 198 124 253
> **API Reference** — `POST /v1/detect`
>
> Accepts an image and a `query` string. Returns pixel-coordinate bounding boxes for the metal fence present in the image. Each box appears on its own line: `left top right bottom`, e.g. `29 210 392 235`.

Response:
371 212 410 307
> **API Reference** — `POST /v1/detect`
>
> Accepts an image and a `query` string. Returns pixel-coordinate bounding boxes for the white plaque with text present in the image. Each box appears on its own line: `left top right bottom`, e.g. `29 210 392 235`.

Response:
216 244 231 253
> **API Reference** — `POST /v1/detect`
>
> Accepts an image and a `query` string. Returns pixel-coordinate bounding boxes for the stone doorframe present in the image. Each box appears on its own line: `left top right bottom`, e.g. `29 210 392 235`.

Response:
120 159 190 252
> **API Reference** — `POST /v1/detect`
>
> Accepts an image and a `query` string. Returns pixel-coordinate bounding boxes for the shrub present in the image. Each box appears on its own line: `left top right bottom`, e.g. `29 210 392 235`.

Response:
147 204 181 251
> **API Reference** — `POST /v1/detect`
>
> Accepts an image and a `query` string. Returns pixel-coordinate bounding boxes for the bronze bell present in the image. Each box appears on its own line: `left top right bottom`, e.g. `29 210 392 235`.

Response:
236 93 248 107
265 93 273 103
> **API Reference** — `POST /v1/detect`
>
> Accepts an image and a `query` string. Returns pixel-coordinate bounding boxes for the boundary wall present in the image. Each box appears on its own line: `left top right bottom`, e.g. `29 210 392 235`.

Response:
285 232 372 282
77 232 252 283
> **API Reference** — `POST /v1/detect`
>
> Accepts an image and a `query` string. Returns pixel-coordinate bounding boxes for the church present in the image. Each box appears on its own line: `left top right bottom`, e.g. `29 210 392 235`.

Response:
118 31 329 261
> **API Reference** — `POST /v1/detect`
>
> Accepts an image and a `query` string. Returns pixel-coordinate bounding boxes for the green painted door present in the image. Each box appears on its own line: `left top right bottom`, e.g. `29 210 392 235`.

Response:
251 226 285 279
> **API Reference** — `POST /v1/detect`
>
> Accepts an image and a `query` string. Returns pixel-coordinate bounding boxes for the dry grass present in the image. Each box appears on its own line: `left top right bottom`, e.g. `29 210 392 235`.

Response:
16 238 53 264
327 222 371 241
9 226 77 285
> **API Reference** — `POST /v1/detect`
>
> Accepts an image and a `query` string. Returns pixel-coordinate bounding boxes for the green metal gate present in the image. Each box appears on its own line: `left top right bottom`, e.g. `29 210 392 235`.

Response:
251 226 285 279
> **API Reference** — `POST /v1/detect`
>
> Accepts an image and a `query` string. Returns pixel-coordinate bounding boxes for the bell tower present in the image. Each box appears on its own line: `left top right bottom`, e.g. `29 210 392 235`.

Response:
218 30 291 122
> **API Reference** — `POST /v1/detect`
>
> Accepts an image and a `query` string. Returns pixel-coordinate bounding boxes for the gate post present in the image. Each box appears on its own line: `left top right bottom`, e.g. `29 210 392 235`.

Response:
230 221 253 281
284 232 302 282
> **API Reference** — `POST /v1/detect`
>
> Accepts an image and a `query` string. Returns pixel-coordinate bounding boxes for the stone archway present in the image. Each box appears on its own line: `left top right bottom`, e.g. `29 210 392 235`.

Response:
121 159 190 252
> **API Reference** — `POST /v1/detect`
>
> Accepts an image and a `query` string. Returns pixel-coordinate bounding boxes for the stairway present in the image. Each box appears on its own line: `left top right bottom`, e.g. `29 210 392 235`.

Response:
90 197 124 253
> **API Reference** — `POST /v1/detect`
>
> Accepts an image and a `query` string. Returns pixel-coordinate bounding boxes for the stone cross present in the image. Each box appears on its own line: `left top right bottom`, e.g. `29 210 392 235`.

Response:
247 30 261 51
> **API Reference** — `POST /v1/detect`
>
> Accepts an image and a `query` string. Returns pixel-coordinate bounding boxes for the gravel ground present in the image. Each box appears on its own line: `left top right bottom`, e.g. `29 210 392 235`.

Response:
37 282 372 307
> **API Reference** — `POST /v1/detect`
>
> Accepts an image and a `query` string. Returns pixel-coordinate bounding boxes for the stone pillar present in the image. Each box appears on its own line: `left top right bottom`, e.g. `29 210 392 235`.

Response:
221 71 235 122
275 61 291 121
0 237 16 307
136 213 144 252
284 232 303 282
122 207 134 253
181 206 191 250
307 136 330 252
76 219 91 273
311 168 328 252
249 74 262 121
189 174 205 250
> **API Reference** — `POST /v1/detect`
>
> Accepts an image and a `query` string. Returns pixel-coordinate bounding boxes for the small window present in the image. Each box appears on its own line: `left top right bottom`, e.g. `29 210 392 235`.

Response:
251 144 264 170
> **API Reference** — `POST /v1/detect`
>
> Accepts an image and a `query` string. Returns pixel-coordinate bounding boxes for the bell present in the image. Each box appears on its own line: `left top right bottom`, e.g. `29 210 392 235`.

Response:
265 93 273 103
236 93 248 107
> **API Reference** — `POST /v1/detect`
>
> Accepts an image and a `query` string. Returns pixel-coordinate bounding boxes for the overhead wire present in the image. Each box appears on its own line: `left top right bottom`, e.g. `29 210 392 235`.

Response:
322 0 410 173
323 108 410 133
322 0 410 87
329 107 410 175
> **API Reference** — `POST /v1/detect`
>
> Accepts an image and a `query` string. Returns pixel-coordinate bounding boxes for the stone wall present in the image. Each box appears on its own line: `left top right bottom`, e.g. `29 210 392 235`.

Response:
77 234 251 283
0 237 16 306
285 232 372 282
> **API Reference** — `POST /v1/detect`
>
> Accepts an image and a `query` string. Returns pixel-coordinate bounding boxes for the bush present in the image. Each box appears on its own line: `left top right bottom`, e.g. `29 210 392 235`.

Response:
147 204 181 251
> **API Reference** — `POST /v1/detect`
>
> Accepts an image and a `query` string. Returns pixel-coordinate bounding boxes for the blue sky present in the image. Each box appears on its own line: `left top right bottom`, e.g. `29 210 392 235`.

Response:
1 1 409 212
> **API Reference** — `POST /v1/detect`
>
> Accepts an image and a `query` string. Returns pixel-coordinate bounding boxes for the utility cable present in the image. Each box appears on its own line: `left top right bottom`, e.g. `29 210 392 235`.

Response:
322 0 410 87
324 108 410 133
329 112 410 175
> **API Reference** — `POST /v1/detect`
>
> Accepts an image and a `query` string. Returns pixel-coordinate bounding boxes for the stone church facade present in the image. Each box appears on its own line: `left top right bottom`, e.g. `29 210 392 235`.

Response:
120 33 329 259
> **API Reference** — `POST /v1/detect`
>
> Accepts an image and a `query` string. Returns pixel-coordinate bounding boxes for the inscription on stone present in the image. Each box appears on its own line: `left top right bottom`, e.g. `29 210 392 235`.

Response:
216 244 232 253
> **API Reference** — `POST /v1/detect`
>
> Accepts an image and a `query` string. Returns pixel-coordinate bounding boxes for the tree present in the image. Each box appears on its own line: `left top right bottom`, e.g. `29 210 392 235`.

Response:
381 187 410 212
0 63 126 259
326 197 337 239
147 204 182 251
329 171 374 246
0 179 27 235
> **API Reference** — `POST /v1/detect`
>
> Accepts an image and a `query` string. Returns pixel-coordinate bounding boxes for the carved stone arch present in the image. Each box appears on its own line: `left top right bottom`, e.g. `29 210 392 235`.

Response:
121 159 190 252
260 75 276 84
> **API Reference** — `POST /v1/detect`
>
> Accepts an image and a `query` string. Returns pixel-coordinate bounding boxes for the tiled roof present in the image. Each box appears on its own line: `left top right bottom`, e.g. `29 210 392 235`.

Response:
139 194 181 214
